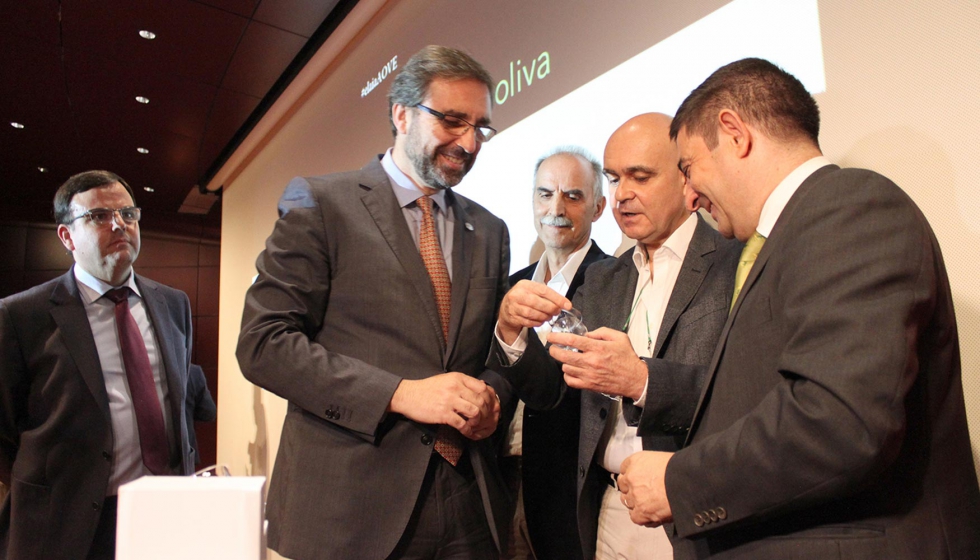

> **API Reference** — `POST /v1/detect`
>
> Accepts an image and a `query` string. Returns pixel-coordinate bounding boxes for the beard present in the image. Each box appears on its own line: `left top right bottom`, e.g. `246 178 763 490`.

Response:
405 122 475 190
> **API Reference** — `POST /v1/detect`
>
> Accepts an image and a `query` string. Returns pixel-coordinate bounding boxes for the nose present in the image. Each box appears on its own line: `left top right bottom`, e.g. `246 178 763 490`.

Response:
109 210 127 230
455 126 478 154
614 181 633 203
551 192 566 215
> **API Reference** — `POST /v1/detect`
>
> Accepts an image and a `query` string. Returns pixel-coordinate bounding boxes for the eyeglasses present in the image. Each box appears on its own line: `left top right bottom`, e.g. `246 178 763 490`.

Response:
68 206 142 226
415 104 497 142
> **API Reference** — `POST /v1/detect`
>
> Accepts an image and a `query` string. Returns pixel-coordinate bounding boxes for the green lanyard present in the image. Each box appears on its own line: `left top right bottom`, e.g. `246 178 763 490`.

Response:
623 278 653 355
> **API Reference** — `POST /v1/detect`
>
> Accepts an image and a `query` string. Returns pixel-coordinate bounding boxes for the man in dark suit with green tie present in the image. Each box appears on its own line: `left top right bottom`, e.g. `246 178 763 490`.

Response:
617 57 980 559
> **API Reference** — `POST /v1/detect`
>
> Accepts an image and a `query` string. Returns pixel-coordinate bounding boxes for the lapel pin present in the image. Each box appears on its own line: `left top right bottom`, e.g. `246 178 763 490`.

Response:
465 222 474 231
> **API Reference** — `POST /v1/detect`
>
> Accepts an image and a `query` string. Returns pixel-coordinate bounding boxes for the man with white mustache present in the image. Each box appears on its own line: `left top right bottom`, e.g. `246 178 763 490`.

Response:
489 113 741 560
500 147 609 560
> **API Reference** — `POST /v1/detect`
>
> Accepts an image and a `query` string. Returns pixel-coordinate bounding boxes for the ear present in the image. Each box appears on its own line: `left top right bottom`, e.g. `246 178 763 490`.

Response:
57 224 75 252
592 196 607 222
392 103 410 136
717 109 752 159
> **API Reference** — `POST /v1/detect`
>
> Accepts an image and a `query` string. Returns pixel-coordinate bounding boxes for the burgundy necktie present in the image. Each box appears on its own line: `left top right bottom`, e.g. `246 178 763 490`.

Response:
416 196 464 466
105 288 170 475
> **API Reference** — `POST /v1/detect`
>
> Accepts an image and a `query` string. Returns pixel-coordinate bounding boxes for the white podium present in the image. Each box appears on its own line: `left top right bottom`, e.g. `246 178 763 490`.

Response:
116 475 267 560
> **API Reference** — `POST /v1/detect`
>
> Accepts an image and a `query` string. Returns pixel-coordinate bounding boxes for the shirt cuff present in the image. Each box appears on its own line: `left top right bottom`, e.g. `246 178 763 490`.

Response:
634 366 650 408
494 322 528 365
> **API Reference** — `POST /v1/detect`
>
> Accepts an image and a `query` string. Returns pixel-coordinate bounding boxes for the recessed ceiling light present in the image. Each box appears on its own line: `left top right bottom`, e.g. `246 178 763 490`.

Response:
139 30 156 40
135 96 149 104
10 122 24 129
137 147 149 154
38 167 48 173
143 186 155 192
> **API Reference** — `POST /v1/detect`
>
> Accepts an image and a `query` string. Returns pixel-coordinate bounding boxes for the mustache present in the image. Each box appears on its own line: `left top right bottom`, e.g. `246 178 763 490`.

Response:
540 215 573 227
438 145 473 162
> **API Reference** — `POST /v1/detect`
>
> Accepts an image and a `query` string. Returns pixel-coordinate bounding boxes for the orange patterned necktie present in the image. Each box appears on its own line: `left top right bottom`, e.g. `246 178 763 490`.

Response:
416 196 451 341
416 195 463 466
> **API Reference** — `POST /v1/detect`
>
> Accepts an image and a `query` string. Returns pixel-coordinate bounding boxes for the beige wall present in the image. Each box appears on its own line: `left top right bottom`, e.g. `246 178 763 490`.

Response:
216 0 980 513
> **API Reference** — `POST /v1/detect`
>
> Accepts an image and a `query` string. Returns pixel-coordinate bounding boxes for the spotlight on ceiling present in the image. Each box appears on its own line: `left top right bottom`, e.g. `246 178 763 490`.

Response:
10 122 24 129
136 96 150 104
38 167 48 173
137 147 149 154
139 30 157 40
144 186 155 192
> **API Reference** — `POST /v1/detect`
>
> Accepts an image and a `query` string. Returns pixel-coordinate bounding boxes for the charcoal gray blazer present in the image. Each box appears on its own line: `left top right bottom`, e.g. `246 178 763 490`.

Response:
0 269 196 560
667 165 980 559
488 214 740 560
237 158 512 560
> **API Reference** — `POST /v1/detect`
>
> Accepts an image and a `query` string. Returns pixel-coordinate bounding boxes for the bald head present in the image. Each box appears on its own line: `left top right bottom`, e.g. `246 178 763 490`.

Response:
603 113 691 250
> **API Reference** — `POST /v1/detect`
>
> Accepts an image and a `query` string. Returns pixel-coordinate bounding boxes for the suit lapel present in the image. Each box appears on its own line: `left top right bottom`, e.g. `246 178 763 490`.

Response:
567 241 607 298
653 216 715 357
137 275 186 452
358 160 446 352
445 190 472 364
48 271 111 421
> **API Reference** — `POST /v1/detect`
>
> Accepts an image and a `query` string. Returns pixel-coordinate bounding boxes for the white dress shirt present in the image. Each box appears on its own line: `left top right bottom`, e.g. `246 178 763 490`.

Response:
73 266 175 495
598 213 697 473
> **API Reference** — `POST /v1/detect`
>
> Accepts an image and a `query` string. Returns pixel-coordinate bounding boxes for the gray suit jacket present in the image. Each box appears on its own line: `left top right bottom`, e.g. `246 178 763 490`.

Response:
488 215 740 559
667 166 980 559
0 269 195 560
237 158 512 560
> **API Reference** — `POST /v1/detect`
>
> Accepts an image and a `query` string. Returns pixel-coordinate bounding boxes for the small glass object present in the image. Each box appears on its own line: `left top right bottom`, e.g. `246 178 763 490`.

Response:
549 308 587 351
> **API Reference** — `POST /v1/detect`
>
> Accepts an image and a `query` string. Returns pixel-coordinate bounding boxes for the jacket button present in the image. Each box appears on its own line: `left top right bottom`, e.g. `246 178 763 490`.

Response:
693 513 704 527
102 451 111 461
92 502 100 511
579 466 586 478
421 434 433 445
708 509 718 522
717 507 727 520
599 408 607 420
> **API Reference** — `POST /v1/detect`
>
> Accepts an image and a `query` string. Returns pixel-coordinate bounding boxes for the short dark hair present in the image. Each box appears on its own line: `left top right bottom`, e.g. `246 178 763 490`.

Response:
670 58 820 149
534 146 605 201
53 170 136 225
387 45 494 136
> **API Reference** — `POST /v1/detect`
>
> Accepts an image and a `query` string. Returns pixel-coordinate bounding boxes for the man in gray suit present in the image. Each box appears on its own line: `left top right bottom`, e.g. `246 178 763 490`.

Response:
489 113 740 560
237 46 510 560
0 170 197 560
618 58 980 558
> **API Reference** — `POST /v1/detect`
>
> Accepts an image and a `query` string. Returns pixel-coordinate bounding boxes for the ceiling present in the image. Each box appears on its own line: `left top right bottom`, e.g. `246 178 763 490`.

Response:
0 0 353 238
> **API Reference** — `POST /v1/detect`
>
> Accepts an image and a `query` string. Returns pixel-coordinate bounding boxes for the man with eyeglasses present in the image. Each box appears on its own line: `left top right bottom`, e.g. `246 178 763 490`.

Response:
0 170 199 560
238 45 511 560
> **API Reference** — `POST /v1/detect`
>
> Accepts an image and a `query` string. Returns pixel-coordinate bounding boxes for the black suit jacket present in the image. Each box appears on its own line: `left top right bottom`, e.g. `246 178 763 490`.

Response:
237 159 512 560
667 165 980 559
490 215 741 559
504 241 609 560
0 269 196 560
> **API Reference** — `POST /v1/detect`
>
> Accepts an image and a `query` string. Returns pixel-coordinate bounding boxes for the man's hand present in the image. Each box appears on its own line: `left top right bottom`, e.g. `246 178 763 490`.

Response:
548 327 647 400
618 451 674 527
388 372 500 440
497 280 571 345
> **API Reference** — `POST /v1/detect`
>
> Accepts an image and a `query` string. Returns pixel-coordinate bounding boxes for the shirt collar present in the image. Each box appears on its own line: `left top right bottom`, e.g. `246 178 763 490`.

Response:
532 239 594 287
381 149 449 214
73 264 141 304
631 212 698 270
756 156 833 237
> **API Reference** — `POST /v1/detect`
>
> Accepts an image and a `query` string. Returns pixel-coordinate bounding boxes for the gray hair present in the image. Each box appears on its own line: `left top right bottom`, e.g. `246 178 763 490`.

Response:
387 45 494 137
533 146 605 202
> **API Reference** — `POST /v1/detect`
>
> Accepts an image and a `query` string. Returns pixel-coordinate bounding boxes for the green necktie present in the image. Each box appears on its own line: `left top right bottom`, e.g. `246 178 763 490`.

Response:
732 232 766 311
